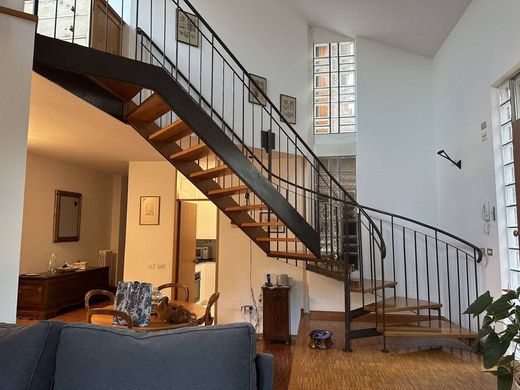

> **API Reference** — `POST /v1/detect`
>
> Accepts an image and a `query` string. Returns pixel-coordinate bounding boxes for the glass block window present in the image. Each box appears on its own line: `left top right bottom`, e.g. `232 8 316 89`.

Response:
313 42 356 134
498 79 520 288
317 157 356 199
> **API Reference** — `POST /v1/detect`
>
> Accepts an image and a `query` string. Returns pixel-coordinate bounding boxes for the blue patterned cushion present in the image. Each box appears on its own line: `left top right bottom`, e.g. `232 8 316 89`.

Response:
113 281 152 327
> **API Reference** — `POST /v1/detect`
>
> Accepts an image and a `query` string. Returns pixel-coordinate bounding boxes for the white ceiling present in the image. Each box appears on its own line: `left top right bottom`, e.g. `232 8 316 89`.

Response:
28 73 162 174
285 0 472 57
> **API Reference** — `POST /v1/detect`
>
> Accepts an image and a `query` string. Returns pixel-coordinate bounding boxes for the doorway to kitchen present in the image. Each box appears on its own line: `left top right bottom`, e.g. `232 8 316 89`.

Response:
175 173 218 316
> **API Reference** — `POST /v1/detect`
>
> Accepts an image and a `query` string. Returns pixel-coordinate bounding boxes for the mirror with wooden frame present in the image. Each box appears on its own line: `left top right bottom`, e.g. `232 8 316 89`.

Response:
53 190 82 243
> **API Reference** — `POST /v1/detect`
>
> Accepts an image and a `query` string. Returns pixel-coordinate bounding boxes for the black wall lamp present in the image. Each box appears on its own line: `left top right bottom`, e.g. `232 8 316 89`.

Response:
437 149 461 169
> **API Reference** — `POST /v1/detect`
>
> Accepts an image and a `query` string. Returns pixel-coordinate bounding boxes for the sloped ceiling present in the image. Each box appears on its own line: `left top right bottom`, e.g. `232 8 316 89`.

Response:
285 0 472 57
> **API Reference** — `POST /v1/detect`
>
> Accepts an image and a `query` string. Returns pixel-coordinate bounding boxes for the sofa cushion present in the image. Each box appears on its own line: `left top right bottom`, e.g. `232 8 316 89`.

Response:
0 320 65 390
54 322 258 390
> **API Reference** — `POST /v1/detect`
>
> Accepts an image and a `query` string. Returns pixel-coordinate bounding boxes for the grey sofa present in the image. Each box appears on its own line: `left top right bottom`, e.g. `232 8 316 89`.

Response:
0 321 273 390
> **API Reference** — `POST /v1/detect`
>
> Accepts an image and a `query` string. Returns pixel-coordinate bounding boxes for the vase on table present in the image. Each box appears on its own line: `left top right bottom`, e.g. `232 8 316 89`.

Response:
48 253 57 273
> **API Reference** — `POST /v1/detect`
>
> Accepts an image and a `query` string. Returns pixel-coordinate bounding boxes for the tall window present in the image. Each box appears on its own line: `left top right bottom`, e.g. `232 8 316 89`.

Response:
313 41 356 134
498 78 520 288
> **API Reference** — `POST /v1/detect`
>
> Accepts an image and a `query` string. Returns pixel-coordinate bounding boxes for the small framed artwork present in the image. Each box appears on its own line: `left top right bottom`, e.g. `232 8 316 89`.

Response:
249 74 267 106
260 211 285 234
280 94 296 124
177 9 199 47
140 196 161 225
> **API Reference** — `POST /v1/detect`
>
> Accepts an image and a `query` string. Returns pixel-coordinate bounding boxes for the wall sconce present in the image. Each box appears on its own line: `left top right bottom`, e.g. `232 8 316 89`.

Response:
437 149 461 169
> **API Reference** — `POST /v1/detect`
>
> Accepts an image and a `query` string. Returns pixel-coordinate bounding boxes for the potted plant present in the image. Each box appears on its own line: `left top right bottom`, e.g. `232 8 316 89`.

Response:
465 289 520 390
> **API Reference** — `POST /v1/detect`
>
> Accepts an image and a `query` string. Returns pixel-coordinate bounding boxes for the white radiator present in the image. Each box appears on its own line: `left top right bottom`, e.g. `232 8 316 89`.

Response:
98 250 116 287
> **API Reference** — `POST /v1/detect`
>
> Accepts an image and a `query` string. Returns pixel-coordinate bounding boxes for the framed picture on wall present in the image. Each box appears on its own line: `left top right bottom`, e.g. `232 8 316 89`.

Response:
249 74 267 106
140 196 161 225
177 9 199 47
280 94 296 124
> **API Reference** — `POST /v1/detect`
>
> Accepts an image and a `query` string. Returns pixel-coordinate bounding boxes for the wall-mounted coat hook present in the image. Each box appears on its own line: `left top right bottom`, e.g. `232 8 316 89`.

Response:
437 149 461 169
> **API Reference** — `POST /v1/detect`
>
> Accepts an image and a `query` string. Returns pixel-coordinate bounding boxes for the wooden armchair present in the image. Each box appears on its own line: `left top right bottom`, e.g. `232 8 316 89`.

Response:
157 283 190 302
84 289 115 310
196 292 220 326
87 308 134 329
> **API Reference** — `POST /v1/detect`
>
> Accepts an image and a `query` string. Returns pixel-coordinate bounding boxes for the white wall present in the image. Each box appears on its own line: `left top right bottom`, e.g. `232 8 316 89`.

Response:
199 0 311 142
0 11 35 322
357 37 437 225
433 0 520 295
0 1 24 11
124 161 177 287
19 153 114 273
218 212 305 335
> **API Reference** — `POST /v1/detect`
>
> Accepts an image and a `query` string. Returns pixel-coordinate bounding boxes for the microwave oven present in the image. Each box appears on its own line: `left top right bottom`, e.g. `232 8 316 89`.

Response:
196 246 211 260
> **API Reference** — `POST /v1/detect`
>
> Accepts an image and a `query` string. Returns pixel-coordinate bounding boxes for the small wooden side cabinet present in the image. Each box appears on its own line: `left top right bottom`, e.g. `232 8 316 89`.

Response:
262 286 290 344
17 267 110 320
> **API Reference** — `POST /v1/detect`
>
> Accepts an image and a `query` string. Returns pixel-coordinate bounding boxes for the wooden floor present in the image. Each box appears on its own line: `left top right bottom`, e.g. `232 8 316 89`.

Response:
17 308 494 390
288 314 494 390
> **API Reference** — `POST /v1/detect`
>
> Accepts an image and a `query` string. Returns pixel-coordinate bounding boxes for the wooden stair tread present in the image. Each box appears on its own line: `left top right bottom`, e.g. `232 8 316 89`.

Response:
256 237 300 242
170 144 212 162
89 76 142 101
349 279 397 293
241 221 284 227
364 296 442 313
127 93 170 122
207 185 248 197
149 119 192 142
190 165 232 180
225 204 268 212
269 251 318 260
380 319 476 338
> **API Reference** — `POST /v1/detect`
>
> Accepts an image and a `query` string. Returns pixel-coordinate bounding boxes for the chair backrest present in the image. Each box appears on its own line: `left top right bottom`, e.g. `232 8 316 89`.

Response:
84 289 115 310
197 292 220 326
87 308 134 329
157 283 190 302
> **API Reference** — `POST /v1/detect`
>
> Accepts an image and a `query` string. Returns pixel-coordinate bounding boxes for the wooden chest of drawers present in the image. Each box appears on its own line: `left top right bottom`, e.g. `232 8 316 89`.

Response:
17 267 109 319
262 286 290 344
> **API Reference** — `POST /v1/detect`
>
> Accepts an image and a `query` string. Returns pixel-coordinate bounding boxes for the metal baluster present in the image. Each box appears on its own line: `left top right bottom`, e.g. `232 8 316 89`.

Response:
456 249 461 326
425 235 430 321
344 204 352 352
414 231 419 302
380 218 388 353
71 0 77 44
446 244 452 323
435 231 441 320
403 226 408 300
53 0 58 38
135 0 140 60
465 253 471 332
473 248 479 330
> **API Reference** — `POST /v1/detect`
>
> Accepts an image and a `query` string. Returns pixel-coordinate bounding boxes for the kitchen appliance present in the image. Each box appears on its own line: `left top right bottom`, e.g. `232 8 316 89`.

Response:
196 246 211 260
194 271 201 302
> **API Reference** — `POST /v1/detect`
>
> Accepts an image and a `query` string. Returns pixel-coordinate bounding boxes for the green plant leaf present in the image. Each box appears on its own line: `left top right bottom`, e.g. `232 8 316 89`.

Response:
483 331 510 369
483 315 493 328
487 296 514 316
497 372 513 390
465 291 492 316
498 353 515 366
478 326 493 340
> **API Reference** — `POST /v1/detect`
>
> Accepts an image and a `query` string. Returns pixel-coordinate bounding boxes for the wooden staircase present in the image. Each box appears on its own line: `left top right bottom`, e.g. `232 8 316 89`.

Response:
93 80 320 262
